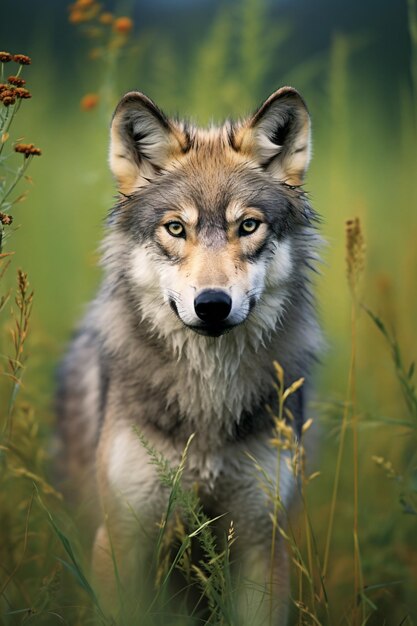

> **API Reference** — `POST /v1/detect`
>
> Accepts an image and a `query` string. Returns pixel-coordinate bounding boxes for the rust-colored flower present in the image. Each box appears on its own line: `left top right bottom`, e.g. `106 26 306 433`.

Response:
14 143 42 157
0 88 15 98
113 16 133 34
99 12 114 24
0 83 14 100
69 9 85 23
14 87 32 99
69 1 100 23
80 93 99 111
2 95 16 106
13 54 31 65
8 75 26 86
0 52 12 63
0 212 13 225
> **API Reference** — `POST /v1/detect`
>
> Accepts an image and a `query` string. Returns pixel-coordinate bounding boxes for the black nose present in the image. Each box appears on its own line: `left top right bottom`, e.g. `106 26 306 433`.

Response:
194 289 232 324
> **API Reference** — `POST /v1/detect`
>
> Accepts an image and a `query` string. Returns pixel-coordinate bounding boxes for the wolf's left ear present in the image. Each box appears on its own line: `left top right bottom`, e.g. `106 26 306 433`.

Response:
237 87 311 186
110 91 187 193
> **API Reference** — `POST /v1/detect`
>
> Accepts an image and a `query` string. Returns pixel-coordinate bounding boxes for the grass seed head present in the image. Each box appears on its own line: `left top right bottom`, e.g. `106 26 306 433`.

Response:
345 217 365 293
372 455 402 481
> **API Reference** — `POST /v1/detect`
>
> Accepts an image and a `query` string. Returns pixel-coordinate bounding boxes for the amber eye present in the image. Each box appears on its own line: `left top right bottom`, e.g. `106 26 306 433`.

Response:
165 221 185 238
239 219 261 236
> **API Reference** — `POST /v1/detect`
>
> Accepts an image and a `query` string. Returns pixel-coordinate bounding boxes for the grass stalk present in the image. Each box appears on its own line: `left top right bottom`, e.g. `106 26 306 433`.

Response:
323 218 366 626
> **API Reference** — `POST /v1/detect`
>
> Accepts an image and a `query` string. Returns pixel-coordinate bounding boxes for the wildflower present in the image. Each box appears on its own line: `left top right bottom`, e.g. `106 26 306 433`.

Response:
8 75 26 86
14 143 42 157
99 12 114 24
14 87 32 99
113 16 133 34
0 51 12 63
68 1 100 23
0 89 15 100
13 54 31 65
0 212 13 225
69 10 86 23
0 83 8 92
2 95 16 106
80 93 99 111
75 0 95 6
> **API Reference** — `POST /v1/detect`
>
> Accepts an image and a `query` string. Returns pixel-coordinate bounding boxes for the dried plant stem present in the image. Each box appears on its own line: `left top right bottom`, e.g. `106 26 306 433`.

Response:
301 474 317 618
346 217 365 625
322 397 348 580
269 390 283 626
0 157 31 207
4 270 33 440
298 565 303 626
0 490 34 597
323 218 365 625
350 298 362 626
0 100 23 159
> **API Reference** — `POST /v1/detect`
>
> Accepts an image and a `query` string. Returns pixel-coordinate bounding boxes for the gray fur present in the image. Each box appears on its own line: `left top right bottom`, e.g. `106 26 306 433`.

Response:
56 88 322 624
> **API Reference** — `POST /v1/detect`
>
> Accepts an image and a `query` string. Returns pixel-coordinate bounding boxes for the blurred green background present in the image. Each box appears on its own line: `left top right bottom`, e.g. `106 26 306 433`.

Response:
1 0 417 623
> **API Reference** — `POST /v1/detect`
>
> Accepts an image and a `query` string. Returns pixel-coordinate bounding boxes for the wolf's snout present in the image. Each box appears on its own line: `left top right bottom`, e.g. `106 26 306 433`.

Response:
194 289 232 324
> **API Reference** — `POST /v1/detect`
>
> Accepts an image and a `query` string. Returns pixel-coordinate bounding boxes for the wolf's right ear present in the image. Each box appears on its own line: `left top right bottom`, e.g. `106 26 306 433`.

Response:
110 92 187 194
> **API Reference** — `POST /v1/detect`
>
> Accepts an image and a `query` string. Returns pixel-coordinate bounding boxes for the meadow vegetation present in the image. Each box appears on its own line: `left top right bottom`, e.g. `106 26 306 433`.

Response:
0 0 417 623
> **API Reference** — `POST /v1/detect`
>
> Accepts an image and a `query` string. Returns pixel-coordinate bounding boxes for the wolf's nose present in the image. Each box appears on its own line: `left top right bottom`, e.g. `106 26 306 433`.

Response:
194 289 232 323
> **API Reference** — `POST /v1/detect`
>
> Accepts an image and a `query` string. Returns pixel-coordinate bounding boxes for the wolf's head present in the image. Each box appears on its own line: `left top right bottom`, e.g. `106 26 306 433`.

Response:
106 88 316 340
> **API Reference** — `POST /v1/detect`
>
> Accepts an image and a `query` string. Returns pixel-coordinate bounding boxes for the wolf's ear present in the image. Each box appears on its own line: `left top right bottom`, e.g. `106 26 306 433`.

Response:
110 92 187 193
237 87 311 186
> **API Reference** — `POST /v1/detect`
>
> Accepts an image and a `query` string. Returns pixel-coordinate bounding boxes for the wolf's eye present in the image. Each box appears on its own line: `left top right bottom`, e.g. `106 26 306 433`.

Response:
165 221 185 238
239 219 261 236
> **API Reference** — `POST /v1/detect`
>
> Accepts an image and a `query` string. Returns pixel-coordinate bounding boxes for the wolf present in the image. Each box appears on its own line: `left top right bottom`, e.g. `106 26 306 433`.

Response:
57 86 322 625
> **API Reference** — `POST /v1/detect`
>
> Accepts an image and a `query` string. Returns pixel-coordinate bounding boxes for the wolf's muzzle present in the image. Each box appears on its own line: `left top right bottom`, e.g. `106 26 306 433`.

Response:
194 289 232 324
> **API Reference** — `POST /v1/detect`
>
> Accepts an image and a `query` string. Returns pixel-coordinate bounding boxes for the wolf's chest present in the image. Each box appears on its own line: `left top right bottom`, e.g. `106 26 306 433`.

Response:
163 333 272 442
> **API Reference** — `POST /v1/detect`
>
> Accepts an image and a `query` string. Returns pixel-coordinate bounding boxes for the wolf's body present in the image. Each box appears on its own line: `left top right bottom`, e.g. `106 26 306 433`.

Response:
57 87 321 624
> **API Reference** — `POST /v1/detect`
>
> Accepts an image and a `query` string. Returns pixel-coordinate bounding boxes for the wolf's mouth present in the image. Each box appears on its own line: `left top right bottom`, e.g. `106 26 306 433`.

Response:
187 324 232 337
169 298 233 337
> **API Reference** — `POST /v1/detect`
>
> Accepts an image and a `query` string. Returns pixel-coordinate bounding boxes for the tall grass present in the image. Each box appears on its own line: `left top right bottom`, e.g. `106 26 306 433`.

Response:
0 0 417 624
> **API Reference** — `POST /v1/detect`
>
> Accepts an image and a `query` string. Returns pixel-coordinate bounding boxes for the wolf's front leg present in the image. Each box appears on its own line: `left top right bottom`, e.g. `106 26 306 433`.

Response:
92 520 140 614
217 437 295 626
92 422 172 618
236 537 290 626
